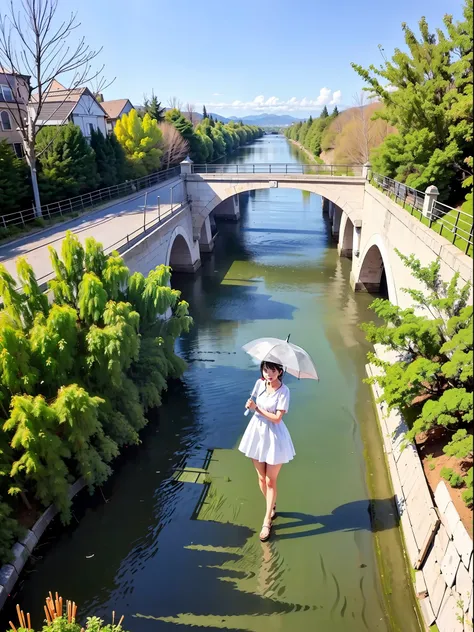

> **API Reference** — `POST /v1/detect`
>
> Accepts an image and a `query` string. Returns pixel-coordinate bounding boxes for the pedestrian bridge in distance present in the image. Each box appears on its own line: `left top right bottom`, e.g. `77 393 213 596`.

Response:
180 161 472 309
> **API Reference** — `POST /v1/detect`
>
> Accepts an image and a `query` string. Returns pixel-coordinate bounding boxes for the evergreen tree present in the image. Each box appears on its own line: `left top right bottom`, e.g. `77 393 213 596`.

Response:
36 123 99 202
0 140 29 216
202 105 208 119
144 92 166 123
108 133 128 182
90 129 117 188
320 106 329 118
165 108 206 162
351 0 473 203
363 251 473 505
332 106 339 117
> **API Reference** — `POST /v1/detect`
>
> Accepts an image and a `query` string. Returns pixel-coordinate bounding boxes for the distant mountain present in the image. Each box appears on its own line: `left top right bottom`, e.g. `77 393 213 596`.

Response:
229 113 303 127
131 108 297 127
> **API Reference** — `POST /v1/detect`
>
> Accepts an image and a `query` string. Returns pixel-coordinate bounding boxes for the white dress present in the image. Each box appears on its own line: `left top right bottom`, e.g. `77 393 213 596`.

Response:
239 379 296 465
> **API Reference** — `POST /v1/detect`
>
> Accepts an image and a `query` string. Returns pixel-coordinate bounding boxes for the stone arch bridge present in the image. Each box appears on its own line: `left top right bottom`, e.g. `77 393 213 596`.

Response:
119 162 471 309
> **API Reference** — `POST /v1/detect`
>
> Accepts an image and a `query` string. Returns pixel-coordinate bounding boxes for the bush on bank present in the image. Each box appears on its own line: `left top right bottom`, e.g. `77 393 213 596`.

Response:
363 252 473 507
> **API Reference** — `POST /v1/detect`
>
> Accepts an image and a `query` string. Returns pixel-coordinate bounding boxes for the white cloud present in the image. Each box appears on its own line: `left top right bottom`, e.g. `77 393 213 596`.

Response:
315 88 332 106
330 90 342 105
201 89 343 113
265 96 279 106
212 92 223 96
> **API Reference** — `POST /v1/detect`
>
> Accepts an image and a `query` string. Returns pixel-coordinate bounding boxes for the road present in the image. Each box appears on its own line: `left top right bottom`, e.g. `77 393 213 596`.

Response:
0 176 184 284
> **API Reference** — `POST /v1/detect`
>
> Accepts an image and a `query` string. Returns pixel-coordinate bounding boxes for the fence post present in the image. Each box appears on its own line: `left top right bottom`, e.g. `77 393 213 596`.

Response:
453 211 460 243
362 162 371 180
157 196 161 221
422 185 439 221
466 225 473 254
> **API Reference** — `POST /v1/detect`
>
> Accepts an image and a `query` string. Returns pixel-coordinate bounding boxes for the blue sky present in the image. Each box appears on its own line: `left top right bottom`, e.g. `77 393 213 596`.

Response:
20 0 466 117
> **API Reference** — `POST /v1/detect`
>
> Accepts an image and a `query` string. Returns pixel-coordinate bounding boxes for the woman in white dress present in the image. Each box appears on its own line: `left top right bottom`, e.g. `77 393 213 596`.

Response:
239 361 295 542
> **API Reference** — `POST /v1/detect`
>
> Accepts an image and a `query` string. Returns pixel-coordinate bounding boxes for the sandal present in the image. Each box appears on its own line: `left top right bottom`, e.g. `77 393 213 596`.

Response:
259 523 272 542
271 505 277 520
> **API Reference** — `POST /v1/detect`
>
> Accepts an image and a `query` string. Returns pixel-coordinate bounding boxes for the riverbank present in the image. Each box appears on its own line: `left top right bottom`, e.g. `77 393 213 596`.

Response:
287 138 324 164
368 354 473 632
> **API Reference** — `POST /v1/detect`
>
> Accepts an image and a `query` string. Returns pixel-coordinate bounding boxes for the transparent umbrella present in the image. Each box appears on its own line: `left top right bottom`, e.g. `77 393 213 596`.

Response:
242 335 319 380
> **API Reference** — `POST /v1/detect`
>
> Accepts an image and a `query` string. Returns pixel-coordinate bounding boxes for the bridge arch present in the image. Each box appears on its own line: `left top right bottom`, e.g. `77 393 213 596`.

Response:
339 214 354 258
166 226 196 272
354 234 397 304
189 179 364 241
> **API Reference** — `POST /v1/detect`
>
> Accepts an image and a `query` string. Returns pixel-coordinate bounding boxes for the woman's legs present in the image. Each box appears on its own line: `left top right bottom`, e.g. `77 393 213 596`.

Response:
252 459 267 498
264 463 282 526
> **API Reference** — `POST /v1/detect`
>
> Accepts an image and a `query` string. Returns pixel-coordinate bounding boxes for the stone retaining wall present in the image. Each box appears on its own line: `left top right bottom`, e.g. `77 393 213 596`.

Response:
367 362 473 631
0 479 86 610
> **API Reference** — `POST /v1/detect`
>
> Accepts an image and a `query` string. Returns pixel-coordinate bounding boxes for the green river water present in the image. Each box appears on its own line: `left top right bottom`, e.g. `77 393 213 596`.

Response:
1 136 422 632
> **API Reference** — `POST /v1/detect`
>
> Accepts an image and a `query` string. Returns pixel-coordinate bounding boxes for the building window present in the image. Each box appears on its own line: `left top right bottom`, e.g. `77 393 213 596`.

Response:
0 85 14 102
0 111 12 130
13 143 24 158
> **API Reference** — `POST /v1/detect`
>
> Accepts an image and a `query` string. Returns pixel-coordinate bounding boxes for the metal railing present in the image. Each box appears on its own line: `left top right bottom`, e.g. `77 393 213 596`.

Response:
191 163 363 176
371 172 473 257
1 166 180 231
35 193 190 287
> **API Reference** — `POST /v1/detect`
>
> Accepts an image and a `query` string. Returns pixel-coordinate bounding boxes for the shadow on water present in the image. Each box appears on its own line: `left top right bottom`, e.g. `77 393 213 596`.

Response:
274 499 400 541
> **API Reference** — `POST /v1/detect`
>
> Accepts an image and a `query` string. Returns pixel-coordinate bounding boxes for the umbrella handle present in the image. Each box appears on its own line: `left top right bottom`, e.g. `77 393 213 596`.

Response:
244 393 255 416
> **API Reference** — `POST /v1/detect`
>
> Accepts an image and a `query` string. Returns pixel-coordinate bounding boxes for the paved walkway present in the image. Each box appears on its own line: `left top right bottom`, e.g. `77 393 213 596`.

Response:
0 177 184 284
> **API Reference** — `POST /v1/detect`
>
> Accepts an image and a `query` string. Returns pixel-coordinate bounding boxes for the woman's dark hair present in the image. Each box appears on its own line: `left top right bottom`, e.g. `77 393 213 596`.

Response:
260 361 284 379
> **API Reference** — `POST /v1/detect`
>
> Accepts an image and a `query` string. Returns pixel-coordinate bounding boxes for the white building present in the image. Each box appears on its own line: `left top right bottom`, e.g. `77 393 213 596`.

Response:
29 80 107 139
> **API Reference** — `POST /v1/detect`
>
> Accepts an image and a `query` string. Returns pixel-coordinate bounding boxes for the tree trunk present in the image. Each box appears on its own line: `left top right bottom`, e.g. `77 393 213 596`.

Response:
26 114 43 218
20 488 32 511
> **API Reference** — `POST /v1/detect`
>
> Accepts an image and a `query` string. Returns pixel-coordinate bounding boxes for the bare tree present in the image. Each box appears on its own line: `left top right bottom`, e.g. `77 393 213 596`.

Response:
185 102 196 126
167 96 183 111
0 0 110 216
334 93 391 165
159 122 189 169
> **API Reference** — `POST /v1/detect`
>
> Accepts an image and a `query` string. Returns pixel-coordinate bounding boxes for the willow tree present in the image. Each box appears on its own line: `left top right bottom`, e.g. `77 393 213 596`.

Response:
0 230 192 558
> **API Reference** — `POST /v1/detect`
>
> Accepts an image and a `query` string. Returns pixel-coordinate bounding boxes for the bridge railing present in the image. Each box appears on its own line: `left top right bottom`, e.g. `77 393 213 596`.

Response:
35 195 190 288
191 163 363 176
371 172 473 257
0 166 180 234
